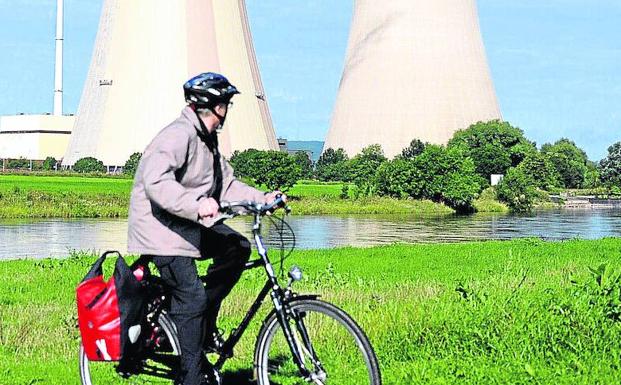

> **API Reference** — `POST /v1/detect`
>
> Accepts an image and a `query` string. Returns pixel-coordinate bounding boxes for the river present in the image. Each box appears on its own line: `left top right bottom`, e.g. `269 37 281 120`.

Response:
1 209 620 260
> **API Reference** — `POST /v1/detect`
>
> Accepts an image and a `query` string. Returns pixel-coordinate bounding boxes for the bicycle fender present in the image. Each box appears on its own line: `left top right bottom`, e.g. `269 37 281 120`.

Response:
259 294 321 328
285 294 321 304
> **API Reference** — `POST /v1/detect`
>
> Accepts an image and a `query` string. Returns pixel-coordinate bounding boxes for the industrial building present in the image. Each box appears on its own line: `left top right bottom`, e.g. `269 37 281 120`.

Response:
324 0 502 158
63 0 279 167
0 114 73 162
0 0 70 164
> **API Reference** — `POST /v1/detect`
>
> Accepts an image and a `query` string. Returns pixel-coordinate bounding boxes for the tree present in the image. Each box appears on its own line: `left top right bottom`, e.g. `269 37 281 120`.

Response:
73 157 106 173
399 139 426 160
447 120 536 181
252 151 301 192
229 149 266 180
230 150 301 191
410 145 481 212
600 141 621 187
42 156 57 171
496 166 538 212
519 152 560 190
375 159 416 198
584 161 601 189
348 144 387 195
123 152 142 176
541 138 588 189
315 148 349 182
7 158 30 170
292 151 313 179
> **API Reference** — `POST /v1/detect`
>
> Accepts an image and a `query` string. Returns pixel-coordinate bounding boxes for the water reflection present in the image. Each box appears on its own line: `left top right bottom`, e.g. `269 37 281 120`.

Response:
1 209 620 260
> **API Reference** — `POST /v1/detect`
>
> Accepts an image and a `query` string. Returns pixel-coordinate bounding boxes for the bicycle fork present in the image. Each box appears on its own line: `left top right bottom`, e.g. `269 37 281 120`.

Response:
271 292 326 383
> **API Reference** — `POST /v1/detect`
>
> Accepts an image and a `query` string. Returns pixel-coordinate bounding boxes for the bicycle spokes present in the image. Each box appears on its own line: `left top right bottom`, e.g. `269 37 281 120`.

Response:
263 302 376 385
292 310 325 377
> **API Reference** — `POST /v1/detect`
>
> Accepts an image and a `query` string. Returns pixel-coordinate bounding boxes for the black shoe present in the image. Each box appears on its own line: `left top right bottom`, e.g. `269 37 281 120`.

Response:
203 330 225 354
200 360 222 385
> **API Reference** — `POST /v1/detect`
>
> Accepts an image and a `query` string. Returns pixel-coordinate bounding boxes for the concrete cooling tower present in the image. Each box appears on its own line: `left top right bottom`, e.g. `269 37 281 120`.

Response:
324 0 502 158
64 0 278 166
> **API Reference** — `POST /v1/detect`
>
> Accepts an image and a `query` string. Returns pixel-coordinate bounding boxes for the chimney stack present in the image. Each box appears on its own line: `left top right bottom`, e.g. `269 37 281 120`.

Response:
53 0 64 116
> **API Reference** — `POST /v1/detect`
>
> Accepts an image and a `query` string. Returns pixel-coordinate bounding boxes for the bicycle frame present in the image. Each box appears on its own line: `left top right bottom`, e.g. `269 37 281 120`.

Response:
209 209 315 378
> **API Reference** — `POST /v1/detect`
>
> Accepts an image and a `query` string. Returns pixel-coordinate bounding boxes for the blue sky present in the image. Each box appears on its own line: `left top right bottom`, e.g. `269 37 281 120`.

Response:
0 1 619 160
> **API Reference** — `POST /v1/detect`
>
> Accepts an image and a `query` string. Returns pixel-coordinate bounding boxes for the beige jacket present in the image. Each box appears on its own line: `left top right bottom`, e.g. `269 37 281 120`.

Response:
127 107 266 258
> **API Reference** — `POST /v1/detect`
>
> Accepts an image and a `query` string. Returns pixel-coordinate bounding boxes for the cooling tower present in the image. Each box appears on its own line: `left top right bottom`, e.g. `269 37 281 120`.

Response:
64 0 278 166
324 0 502 158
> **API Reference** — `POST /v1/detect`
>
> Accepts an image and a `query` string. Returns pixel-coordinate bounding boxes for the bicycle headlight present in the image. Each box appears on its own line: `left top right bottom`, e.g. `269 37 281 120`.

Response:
288 266 303 282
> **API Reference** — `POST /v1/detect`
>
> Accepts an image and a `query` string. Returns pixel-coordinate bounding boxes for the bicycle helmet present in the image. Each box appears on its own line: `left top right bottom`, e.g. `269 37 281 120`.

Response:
183 72 240 109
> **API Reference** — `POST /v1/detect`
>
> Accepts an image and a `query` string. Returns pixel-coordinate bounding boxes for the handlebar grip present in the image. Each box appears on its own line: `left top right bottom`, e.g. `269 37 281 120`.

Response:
218 201 231 213
265 195 285 213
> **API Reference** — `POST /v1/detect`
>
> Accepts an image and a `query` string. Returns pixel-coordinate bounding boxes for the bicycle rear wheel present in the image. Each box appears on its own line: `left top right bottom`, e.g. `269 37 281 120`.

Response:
254 298 381 385
79 313 180 385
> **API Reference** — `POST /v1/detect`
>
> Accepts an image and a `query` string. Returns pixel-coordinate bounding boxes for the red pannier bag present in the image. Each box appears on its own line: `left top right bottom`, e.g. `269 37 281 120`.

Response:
76 251 148 361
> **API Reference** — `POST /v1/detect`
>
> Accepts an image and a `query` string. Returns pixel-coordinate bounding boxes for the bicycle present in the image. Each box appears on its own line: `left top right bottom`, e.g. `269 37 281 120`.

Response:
79 196 381 385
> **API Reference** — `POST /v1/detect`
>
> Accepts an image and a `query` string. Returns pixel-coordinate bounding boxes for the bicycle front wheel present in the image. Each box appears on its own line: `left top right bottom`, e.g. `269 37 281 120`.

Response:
79 313 180 385
254 298 381 385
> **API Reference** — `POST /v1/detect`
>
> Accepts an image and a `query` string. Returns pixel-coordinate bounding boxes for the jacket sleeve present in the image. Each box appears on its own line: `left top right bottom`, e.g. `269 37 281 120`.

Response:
142 129 203 222
219 156 268 203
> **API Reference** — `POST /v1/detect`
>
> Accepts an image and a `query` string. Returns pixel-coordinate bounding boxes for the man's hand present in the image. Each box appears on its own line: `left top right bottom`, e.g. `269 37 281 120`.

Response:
198 197 220 219
265 191 287 205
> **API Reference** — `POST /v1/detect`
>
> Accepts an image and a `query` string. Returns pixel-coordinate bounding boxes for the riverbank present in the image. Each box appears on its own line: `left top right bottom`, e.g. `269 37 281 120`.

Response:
0 175 456 217
1 239 621 384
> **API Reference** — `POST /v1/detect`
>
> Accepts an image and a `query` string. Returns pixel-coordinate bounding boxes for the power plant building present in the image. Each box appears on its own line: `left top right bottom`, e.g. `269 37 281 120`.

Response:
324 0 502 158
0 114 74 161
63 0 278 167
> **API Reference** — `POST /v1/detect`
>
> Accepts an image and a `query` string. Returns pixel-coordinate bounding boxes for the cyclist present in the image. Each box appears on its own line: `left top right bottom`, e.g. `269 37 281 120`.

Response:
127 72 284 385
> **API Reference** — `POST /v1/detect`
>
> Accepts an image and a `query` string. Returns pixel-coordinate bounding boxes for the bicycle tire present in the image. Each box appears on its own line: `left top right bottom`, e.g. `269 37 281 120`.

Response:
79 312 180 385
254 298 381 385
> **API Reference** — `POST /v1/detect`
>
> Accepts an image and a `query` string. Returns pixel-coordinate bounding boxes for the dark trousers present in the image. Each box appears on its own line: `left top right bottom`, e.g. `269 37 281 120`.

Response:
151 223 251 385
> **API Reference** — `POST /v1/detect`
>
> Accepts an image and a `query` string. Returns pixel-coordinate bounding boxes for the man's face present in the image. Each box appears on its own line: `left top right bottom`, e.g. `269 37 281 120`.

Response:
201 103 229 133
214 103 228 118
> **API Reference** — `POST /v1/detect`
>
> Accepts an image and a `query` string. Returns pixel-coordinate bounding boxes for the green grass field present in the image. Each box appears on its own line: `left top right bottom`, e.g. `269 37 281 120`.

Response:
2 239 621 384
0 175 456 217
0 175 131 218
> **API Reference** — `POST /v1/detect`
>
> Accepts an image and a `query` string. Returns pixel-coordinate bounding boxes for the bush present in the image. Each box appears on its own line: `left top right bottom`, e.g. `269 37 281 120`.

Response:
73 157 106 173
230 150 301 192
6 158 30 170
348 144 387 195
584 162 601 189
292 151 313 179
374 145 481 212
412 146 481 212
496 166 538 212
252 151 301 192
441 165 483 213
42 157 57 171
315 148 349 182
599 141 621 188
519 152 560 190
375 159 415 198
541 138 589 189
398 139 426 160
123 152 142 176
229 149 266 180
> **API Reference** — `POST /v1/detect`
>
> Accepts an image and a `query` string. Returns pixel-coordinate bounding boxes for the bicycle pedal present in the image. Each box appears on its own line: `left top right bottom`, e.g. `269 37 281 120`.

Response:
203 331 225 354
200 362 222 385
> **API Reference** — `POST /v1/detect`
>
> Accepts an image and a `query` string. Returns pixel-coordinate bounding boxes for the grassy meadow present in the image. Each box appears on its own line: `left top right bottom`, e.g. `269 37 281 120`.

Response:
2 239 621 384
0 175 457 218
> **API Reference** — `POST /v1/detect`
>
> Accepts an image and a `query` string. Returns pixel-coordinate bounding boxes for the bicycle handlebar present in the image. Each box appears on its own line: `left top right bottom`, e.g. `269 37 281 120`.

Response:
219 194 290 217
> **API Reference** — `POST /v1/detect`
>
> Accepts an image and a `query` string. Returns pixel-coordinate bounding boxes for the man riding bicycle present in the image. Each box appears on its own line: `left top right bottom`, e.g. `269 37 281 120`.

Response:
127 72 284 385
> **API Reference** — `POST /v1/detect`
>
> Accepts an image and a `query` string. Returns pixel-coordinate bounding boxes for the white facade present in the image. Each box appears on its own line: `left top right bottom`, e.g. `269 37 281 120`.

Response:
325 0 502 158
490 174 504 186
0 115 74 160
64 0 278 166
